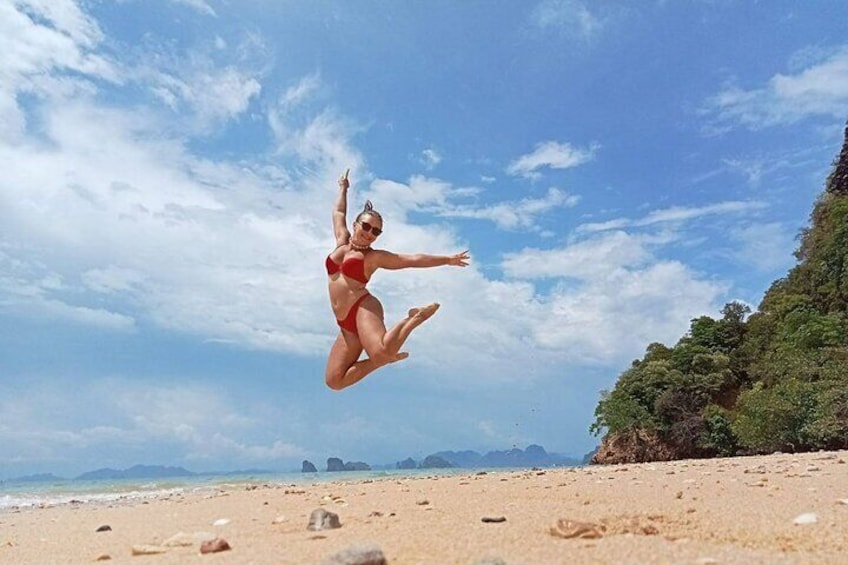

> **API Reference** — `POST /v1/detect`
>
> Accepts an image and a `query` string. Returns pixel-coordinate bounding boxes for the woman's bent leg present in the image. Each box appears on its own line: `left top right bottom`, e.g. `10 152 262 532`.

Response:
325 333 363 391
324 331 408 391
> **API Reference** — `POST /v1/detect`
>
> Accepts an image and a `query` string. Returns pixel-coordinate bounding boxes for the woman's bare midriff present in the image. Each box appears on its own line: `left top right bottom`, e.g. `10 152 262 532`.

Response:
328 277 369 320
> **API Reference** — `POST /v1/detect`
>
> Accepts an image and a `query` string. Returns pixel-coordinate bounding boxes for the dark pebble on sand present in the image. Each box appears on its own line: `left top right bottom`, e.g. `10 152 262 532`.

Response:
481 516 507 523
95 525 112 532
200 538 231 554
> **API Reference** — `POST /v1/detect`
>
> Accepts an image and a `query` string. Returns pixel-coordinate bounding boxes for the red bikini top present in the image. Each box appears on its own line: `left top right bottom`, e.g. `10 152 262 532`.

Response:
326 253 369 284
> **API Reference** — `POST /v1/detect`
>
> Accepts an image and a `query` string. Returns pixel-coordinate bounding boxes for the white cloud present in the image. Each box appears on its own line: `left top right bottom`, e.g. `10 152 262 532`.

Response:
439 187 580 230
731 222 796 273
0 4 330 353
278 72 322 111
268 76 363 174
530 0 603 40
7 0 104 48
34 299 136 330
577 200 768 233
133 34 266 131
532 261 723 363
171 0 217 17
365 177 578 231
0 249 136 330
367 220 725 378
638 201 768 225
498 230 724 364
507 141 597 179
365 176 457 222
0 99 330 353
0 0 118 137
0 379 306 469
421 148 442 169
185 436 302 462
704 46 848 129
722 157 767 186
501 230 653 280
0 0 730 385
147 66 261 127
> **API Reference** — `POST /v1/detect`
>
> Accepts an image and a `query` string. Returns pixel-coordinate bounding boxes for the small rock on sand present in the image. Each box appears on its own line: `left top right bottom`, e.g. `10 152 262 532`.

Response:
200 537 231 554
793 513 818 525
549 519 605 539
212 518 230 527
131 544 168 556
96 555 112 561
95 525 112 532
308 508 342 531
481 516 506 523
320 544 387 565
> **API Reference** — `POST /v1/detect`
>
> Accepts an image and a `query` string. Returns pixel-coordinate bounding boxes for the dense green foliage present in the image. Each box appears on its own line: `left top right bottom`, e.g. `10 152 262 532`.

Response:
592 125 848 459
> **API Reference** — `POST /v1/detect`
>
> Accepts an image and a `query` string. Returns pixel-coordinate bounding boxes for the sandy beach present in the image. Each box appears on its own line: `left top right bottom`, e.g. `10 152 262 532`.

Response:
2 450 846 564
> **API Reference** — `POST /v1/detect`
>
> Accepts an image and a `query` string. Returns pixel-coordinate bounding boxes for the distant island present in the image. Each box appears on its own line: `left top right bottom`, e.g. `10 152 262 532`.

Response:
396 444 581 470
298 445 581 475
5 465 274 484
76 464 194 481
6 444 584 483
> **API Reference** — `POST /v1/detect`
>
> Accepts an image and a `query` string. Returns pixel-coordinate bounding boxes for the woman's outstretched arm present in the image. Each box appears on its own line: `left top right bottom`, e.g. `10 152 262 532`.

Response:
374 250 470 270
332 169 351 246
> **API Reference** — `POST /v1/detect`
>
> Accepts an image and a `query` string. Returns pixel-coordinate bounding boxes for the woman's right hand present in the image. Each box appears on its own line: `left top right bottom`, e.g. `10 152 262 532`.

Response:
338 168 350 189
448 250 470 267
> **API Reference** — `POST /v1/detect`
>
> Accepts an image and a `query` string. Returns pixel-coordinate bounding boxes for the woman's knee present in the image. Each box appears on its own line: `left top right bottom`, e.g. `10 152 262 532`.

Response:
325 370 346 391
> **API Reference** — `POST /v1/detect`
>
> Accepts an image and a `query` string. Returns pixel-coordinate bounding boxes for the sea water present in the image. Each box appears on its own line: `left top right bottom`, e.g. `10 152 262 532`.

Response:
0 467 477 511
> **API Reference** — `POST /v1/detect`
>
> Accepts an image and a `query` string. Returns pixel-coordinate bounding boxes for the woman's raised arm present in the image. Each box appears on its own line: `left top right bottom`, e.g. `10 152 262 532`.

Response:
332 169 351 246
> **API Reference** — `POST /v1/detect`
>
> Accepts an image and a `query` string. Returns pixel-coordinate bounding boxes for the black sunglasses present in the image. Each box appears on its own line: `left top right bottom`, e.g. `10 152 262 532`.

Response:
358 221 383 236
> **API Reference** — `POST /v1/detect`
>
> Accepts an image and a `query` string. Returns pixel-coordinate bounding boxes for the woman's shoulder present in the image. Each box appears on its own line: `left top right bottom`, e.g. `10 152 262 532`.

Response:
366 247 389 259
366 248 397 268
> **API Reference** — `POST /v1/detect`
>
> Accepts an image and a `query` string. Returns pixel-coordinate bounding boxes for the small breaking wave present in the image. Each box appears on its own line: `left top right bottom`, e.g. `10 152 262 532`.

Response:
0 487 185 511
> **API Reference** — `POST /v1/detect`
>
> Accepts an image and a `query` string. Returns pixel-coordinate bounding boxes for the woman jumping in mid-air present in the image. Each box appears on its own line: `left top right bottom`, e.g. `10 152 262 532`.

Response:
325 169 470 390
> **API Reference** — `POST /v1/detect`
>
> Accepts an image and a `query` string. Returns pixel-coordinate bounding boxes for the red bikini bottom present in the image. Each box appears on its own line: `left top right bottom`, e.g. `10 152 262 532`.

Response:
337 293 370 335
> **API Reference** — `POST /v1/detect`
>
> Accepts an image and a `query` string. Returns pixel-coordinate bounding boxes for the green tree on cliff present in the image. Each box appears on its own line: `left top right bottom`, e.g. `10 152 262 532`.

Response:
591 123 848 463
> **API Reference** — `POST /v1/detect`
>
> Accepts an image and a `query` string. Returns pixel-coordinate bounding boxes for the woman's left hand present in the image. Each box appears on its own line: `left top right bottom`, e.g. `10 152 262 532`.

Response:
448 250 470 267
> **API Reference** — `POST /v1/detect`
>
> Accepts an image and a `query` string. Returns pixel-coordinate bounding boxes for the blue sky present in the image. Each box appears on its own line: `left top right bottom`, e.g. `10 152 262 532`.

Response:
2 0 848 477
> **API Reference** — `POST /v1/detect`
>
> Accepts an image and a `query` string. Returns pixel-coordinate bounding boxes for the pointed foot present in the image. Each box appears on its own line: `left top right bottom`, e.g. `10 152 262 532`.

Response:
408 303 440 321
